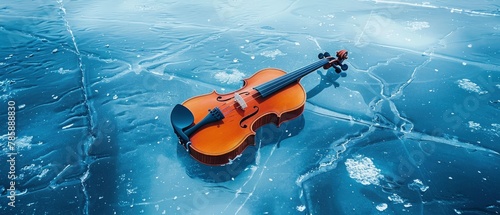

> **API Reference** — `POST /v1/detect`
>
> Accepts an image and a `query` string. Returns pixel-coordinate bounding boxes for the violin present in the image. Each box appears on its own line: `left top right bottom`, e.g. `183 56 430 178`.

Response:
170 50 349 165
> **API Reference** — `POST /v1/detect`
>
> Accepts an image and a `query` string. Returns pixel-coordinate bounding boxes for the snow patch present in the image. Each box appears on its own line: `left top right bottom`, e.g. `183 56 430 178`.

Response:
0 79 13 101
18 163 50 180
55 67 72 74
468 121 481 130
0 135 35 151
296 205 306 212
37 168 49 179
376 203 388 211
214 69 245 85
456 79 488 95
17 136 34 149
388 193 405 204
345 155 383 185
408 179 429 192
406 21 430 31
19 164 42 180
260 49 286 60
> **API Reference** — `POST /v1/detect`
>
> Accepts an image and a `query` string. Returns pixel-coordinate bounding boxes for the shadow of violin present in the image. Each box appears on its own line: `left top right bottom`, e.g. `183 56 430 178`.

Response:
306 68 348 99
177 68 346 183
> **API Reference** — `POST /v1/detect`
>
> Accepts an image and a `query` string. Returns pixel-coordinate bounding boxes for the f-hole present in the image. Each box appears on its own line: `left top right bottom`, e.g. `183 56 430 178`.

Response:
239 106 259 128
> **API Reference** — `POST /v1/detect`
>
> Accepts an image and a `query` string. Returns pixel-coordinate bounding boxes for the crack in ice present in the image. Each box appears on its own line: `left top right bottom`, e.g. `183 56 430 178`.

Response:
222 140 263 214
56 1 95 214
295 126 377 213
223 128 286 214
56 0 95 137
355 10 374 46
234 143 280 215
404 132 499 156
365 0 500 17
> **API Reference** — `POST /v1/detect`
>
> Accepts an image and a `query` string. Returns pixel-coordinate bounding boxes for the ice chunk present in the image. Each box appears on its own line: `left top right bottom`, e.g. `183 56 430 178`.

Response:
260 49 286 60
62 123 74 129
456 79 488 95
296 205 306 212
345 155 383 186
408 179 429 192
388 193 405 204
37 168 49 179
214 69 245 85
376 203 388 211
14 136 34 150
56 68 72 74
405 21 430 31
468 121 481 131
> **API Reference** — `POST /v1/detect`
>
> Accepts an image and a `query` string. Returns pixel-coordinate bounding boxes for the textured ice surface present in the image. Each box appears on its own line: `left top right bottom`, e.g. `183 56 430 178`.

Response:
0 0 499 214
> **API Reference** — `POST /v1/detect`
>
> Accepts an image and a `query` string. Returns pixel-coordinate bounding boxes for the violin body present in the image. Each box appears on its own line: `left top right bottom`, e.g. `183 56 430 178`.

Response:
171 50 348 165
182 68 305 165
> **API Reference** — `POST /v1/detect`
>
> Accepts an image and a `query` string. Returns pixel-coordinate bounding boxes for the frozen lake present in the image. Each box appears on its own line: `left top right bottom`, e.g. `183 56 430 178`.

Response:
1 0 499 214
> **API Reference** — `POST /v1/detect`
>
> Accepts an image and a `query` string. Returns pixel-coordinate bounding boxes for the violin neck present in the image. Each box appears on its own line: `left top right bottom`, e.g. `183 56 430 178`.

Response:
253 58 330 98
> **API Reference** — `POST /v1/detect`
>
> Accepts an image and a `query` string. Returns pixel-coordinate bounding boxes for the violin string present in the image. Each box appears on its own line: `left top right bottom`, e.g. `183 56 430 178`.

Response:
239 59 327 104
218 60 323 115
256 59 327 97
218 59 330 116
222 58 331 115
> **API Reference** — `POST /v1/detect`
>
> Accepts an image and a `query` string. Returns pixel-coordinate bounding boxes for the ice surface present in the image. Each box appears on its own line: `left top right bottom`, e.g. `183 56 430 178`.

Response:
0 0 499 214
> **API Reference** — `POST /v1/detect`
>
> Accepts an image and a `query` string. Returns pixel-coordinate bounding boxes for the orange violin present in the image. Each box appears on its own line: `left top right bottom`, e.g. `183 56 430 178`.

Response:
171 50 349 165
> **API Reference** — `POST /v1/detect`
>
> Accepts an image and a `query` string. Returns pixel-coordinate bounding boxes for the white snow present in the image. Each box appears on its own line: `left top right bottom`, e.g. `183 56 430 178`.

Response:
456 79 488 95
214 69 245 85
376 203 388 211
345 155 383 186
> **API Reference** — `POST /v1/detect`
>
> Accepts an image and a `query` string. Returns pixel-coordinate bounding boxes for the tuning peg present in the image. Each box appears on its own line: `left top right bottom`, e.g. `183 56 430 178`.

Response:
341 64 348 71
324 52 331 58
318 53 324 59
334 67 342 73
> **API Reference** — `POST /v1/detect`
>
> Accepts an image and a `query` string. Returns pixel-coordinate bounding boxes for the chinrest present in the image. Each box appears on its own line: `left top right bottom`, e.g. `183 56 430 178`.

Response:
171 104 194 144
